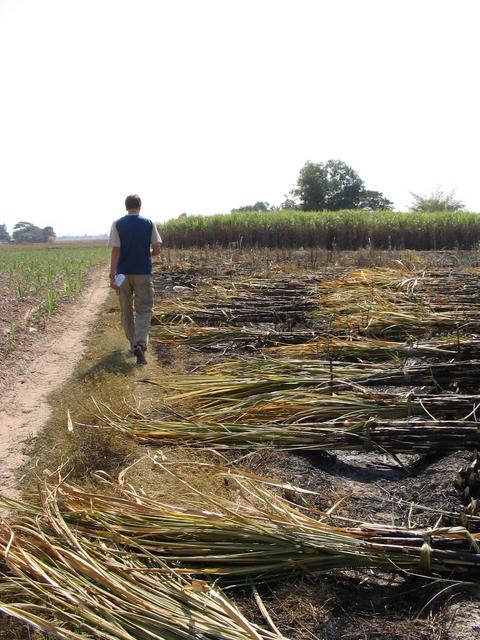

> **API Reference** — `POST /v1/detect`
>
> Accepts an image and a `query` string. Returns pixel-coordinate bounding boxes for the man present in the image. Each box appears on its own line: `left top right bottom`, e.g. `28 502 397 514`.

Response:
108 194 162 365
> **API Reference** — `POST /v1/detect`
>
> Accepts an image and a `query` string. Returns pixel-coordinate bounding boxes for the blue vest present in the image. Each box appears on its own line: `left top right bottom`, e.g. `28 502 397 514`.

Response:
115 215 153 275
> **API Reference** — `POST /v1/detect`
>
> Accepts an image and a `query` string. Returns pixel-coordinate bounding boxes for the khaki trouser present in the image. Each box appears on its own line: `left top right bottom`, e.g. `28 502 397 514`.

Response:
118 275 154 348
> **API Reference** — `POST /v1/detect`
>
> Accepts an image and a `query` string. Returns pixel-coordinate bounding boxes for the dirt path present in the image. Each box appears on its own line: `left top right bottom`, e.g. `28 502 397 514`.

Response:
0 268 110 498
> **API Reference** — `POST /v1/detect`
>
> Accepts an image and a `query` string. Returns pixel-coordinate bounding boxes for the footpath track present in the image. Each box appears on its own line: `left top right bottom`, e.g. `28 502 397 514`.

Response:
0 267 109 500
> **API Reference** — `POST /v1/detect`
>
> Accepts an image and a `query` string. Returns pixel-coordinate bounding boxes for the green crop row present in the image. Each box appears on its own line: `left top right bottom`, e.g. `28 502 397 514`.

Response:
158 210 480 250
0 245 109 313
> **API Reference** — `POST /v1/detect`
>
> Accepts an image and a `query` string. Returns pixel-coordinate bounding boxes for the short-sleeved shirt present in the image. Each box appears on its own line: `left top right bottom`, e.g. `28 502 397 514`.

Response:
109 214 162 275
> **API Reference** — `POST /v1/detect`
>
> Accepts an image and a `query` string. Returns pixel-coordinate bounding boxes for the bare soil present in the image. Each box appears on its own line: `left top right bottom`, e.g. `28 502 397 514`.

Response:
0 267 109 499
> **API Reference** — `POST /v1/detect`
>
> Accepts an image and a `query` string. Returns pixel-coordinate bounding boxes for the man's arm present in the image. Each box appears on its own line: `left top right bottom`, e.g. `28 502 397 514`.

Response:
109 247 121 288
151 223 162 257
108 222 121 287
110 246 120 275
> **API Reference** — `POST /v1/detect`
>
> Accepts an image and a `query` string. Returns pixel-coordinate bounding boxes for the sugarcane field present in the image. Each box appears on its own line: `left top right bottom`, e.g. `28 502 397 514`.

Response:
2 238 480 640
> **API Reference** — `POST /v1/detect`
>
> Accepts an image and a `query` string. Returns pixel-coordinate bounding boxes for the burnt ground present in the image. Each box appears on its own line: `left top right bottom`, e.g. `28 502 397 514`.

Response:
147 257 480 639
241 448 472 528
232 574 451 640
224 447 476 639
141 409 479 637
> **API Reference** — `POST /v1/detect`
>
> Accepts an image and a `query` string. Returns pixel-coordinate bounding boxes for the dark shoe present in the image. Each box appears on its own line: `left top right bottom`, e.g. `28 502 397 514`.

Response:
134 344 147 365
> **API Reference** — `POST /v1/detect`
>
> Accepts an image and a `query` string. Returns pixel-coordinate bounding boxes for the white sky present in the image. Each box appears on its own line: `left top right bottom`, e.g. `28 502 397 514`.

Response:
0 0 478 236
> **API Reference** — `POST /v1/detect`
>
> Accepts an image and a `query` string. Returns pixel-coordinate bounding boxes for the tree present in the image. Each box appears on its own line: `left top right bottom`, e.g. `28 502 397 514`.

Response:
356 190 393 211
12 221 56 243
291 160 364 210
279 197 298 210
12 222 37 243
409 189 465 213
43 226 56 242
231 201 271 213
290 159 392 211
0 224 10 243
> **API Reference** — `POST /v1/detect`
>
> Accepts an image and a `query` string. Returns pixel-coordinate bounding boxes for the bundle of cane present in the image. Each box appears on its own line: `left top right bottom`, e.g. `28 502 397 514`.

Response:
267 335 480 361
3 471 480 584
100 410 480 455
142 359 480 403
0 499 280 640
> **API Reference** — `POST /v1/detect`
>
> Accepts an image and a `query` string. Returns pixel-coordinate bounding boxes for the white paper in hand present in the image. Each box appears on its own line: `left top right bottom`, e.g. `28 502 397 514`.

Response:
114 274 126 287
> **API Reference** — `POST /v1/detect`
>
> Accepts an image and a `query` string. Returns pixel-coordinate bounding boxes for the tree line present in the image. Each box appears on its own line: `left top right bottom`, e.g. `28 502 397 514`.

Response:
231 160 465 214
0 221 56 244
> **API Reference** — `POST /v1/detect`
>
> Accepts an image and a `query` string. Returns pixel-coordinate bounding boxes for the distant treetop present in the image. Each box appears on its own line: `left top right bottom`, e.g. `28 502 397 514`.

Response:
290 159 393 212
0 223 10 243
231 201 272 213
409 189 465 213
12 221 56 243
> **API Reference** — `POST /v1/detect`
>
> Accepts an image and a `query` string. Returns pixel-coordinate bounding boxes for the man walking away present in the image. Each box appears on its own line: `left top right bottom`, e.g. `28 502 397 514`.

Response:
108 194 162 365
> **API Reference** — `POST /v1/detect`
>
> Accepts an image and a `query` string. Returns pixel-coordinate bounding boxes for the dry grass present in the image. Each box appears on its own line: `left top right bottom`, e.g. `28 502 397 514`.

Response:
20 301 141 485
19 293 231 498
156 246 480 276
232 575 447 640
0 618 33 640
157 245 480 271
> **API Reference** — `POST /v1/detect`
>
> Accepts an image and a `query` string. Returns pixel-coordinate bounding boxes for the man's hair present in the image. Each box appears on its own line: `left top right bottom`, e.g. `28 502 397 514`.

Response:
125 194 142 210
